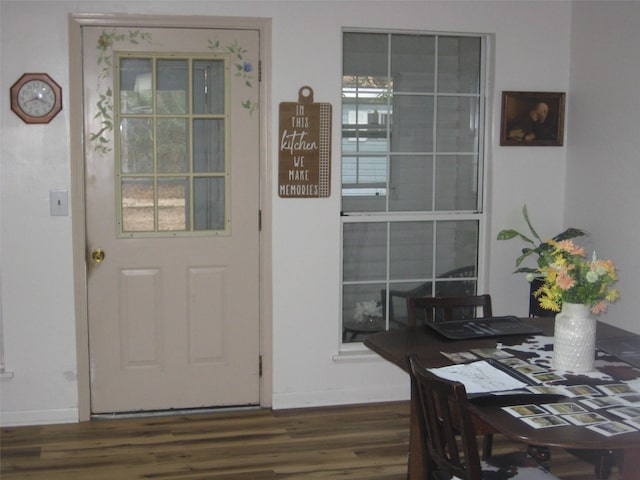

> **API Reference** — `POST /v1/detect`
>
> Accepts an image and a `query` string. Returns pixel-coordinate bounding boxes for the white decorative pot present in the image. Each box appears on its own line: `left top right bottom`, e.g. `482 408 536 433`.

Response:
553 302 596 372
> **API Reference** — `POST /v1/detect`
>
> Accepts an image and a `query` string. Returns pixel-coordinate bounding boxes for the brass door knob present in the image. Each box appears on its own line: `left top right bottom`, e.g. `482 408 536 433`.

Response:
91 248 105 263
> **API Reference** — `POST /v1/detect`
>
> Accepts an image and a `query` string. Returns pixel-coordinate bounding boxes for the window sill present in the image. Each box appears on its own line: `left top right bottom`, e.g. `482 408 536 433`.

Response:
332 346 384 363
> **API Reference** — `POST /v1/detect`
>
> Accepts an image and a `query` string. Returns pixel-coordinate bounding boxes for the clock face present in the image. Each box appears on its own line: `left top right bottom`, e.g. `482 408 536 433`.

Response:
17 80 56 117
10 73 62 124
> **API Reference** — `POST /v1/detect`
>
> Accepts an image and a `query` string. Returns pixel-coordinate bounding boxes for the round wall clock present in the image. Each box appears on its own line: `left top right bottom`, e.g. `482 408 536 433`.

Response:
10 73 62 124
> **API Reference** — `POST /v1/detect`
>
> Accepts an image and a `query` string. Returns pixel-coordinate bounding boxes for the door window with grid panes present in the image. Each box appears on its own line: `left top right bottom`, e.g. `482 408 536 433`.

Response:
117 54 229 237
341 31 486 344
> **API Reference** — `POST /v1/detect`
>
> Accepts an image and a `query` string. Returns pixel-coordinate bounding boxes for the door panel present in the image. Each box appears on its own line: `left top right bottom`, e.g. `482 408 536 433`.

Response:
188 267 226 363
119 268 163 369
83 25 261 413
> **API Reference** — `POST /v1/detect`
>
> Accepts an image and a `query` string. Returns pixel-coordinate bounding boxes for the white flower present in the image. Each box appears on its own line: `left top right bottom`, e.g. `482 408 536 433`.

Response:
354 300 382 322
586 270 599 283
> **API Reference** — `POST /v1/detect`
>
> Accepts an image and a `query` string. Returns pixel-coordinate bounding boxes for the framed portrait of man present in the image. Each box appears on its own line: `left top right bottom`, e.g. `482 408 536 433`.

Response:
500 91 566 146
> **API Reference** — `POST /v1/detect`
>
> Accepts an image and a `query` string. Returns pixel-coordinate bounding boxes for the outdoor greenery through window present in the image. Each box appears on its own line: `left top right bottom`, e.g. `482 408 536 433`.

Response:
116 54 228 236
341 31 486 344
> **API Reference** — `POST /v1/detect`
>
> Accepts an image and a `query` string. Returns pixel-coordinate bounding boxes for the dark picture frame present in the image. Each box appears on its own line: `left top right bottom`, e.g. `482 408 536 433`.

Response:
500 91 566 146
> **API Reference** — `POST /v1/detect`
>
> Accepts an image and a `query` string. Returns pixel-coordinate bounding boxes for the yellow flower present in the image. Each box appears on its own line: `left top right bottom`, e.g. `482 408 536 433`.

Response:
606 289 620 302
551 253 567 268
539 296 561 312
541 267 557 283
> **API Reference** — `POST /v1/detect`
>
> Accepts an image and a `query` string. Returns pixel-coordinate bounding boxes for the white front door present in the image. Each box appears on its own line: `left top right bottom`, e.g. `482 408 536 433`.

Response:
82 24 261 413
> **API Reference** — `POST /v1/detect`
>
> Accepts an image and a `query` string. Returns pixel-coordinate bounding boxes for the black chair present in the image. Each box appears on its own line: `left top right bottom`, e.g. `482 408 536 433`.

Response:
408 354 561 480
382 265 477 326
529 277 556 317
406 294 493 327
406 294 494 459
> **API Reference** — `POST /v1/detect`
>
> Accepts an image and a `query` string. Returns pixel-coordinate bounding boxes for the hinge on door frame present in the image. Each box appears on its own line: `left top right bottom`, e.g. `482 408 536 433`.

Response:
258 210 262 231
258 61 262 82
259 355 263 377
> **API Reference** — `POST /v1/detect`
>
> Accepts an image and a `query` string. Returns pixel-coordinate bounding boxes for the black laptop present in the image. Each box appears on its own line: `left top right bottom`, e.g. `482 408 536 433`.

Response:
425 316 543 340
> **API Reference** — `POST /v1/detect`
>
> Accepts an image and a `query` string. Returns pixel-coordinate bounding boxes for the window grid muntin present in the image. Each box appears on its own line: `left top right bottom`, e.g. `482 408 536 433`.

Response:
341 30 487 346
115 52 230 238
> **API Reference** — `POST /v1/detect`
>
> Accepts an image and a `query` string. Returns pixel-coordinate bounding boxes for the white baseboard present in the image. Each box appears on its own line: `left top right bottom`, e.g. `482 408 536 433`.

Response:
1 408 79 427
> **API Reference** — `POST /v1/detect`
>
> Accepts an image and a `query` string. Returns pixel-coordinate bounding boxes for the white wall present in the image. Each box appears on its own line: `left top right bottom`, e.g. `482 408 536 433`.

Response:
1 1 79 425
1 0 574 425
565 1 640 334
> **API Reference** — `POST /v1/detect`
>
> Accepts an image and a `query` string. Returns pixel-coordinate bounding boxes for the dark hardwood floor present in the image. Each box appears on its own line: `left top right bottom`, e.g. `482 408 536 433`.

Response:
1 402 606 479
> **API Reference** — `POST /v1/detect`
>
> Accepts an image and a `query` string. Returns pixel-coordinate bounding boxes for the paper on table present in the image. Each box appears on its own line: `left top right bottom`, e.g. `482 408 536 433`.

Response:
428 360 529 394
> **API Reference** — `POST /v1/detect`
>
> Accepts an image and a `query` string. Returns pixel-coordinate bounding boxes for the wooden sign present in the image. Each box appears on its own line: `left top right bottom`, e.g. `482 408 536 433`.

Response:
278 86 332 198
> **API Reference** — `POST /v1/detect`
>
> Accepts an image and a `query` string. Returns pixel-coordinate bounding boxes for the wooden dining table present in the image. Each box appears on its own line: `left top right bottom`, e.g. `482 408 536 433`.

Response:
364 317 640 480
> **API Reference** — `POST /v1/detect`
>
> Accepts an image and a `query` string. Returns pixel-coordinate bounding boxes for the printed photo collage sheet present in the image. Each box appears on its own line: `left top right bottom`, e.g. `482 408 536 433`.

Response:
440 346 640 437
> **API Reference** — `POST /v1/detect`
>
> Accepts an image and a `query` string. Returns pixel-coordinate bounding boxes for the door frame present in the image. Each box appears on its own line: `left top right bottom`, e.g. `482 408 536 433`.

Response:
69 13 273 421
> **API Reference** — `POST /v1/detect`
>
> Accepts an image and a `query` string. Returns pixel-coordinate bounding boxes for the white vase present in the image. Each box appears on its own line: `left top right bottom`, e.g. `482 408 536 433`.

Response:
553 302 596 372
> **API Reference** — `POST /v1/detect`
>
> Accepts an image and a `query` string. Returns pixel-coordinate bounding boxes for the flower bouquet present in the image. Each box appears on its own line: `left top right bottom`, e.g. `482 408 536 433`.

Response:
533 239 619 372
498 206 620 371
498 205 587 316
533 239 619 315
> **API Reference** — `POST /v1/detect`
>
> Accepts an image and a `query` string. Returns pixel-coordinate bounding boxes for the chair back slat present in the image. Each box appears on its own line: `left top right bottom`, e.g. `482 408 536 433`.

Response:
407 294 492 326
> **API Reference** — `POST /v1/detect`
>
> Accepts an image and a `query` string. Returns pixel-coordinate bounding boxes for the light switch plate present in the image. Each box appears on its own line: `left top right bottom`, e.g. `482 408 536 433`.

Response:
50 189 69 216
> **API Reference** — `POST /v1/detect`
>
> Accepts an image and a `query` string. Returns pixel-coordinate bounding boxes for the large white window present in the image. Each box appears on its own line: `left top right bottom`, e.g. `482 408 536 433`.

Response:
341 31 487 344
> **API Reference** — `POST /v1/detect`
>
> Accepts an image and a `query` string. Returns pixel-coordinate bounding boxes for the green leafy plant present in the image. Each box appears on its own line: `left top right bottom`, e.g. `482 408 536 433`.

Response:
497 205 587 274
